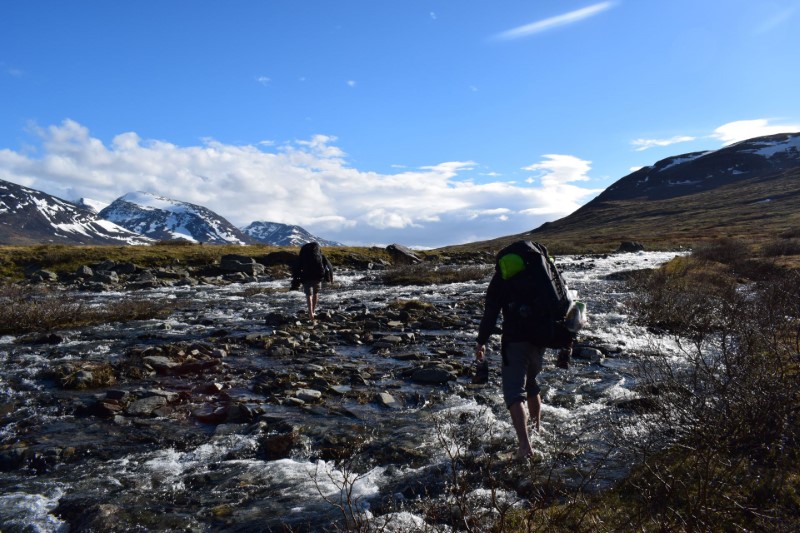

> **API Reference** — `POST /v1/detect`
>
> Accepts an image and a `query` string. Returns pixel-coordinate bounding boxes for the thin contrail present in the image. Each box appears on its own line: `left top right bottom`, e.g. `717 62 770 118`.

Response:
494 1 616 40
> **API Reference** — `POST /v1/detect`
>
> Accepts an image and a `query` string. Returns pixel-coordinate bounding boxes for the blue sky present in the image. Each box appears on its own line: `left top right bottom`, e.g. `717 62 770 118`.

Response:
1 1 799 247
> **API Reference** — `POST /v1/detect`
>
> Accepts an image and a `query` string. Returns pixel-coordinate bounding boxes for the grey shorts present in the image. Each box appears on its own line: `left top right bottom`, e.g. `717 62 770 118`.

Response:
302 281 321 297
501 341 546 408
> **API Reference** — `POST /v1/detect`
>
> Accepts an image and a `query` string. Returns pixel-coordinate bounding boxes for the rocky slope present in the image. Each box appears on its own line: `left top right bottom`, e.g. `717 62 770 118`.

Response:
99 191 253 244
241 221 342 247
0 178 153 245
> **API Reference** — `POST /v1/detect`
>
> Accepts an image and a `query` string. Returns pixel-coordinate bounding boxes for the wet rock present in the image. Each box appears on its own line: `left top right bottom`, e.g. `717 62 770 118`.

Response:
57 361 116 389
220 254 266 276
330 385 351 395
126 395 167 417
15 332 65 345
575 347 605 363
194 382 225 394
93 399 126 417
410 367 456 384
612 396 659 413
29 269 58 282
269 345 294 357
92 270 119 284
377 392 401 409
616 241 645 253
0 443 30 471
114 262 139 275
143 355 180 372
173 359 221 374
296 388 322 403
75 265 94 278
192 404 229 424
260 429 300 460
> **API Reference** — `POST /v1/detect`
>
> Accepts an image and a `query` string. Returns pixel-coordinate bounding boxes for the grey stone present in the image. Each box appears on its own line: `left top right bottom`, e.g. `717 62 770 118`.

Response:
377 392 401 409
386 244 421 265
296 389 322 403
126 396 167 417
410 367 456 384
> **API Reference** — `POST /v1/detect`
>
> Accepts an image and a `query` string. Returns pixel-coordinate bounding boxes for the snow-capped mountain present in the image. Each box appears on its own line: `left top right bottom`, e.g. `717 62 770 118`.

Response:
99 192 252 244
0 179 153 245
241 221 343 247
598 132 800 202
77 197 110 214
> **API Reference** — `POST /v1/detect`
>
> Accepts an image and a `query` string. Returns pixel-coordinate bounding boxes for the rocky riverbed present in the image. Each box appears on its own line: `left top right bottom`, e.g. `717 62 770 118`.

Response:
0 250 683 532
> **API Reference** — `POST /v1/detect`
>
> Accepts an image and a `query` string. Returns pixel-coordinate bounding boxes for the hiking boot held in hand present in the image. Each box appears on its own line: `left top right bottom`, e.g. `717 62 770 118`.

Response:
472 360 489 384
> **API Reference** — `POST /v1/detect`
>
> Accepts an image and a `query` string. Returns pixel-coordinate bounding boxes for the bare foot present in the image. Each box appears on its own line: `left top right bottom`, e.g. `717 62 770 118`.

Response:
516 447 535 459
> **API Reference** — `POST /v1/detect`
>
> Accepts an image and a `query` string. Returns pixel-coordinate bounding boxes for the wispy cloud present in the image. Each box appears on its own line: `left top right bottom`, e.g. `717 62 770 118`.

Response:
256 76 271 86
712 119 800 145
346 80 357 88
631 135 696 151
494 1 617 41
0 120 601 247
521 154 602 215
754 6 798 35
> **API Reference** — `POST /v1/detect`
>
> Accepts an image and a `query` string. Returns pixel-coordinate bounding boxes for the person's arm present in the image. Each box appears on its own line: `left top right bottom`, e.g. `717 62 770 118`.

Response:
475 273 502 359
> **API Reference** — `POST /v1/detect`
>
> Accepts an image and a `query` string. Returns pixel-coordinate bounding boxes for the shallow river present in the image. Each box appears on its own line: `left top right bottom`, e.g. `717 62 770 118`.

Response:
0 251 683 532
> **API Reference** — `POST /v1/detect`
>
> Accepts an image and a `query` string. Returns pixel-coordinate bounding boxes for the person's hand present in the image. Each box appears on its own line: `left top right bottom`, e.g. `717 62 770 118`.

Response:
474 343 486 362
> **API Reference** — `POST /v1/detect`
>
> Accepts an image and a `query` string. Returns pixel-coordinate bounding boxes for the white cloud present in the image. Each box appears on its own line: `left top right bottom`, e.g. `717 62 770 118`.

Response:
711 119 800 145
256 76 271 86
631 135 696 151
346 80 357 87
0 120 601 247
494 2 616 40
523 154 591 186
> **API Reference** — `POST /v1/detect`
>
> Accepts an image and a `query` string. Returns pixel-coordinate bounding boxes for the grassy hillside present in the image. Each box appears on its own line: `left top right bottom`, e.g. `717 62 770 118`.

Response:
442 167 800 263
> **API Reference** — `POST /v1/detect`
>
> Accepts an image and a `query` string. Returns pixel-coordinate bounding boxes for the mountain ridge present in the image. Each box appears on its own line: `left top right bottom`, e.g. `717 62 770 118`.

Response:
443 132 800 253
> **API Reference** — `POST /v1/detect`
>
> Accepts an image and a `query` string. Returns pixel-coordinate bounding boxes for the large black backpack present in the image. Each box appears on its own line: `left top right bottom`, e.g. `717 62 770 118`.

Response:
298 242 326 281
496 240 575 349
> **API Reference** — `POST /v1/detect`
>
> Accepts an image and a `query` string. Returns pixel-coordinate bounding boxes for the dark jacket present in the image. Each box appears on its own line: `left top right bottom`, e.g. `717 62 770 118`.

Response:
476 272 530 345
292 254 333 283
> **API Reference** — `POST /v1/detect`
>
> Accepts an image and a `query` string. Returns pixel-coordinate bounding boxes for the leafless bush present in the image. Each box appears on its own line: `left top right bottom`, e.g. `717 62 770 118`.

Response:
620 262 800 531
0 284 88 334
0 284 174 334
761 238 800 257
778 227 800 239
692 237 750 265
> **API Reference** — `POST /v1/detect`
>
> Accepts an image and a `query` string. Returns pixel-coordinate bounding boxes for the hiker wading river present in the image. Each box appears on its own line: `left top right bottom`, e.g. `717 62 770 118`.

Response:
291 241 334 322
475 240 583 459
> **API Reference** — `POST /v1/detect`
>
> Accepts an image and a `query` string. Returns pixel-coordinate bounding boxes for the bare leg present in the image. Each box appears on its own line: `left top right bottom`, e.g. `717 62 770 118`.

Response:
509 401 534 457
306 293 315 321
528 393 541 432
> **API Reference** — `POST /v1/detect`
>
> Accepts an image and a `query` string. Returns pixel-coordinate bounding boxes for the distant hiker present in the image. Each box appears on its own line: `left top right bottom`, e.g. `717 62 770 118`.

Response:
292 242 334 322
474 240 580 459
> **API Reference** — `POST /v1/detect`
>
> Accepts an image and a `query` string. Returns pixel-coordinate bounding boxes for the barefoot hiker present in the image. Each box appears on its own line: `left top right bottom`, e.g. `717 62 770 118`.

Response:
474 241 579 459
291 242 334 322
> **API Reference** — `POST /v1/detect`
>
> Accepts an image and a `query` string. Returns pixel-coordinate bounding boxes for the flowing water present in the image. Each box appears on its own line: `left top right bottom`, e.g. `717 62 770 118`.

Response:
0 251 684 532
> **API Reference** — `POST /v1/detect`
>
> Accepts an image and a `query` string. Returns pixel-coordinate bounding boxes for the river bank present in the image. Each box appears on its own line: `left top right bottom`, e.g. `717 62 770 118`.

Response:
1 250 683 531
